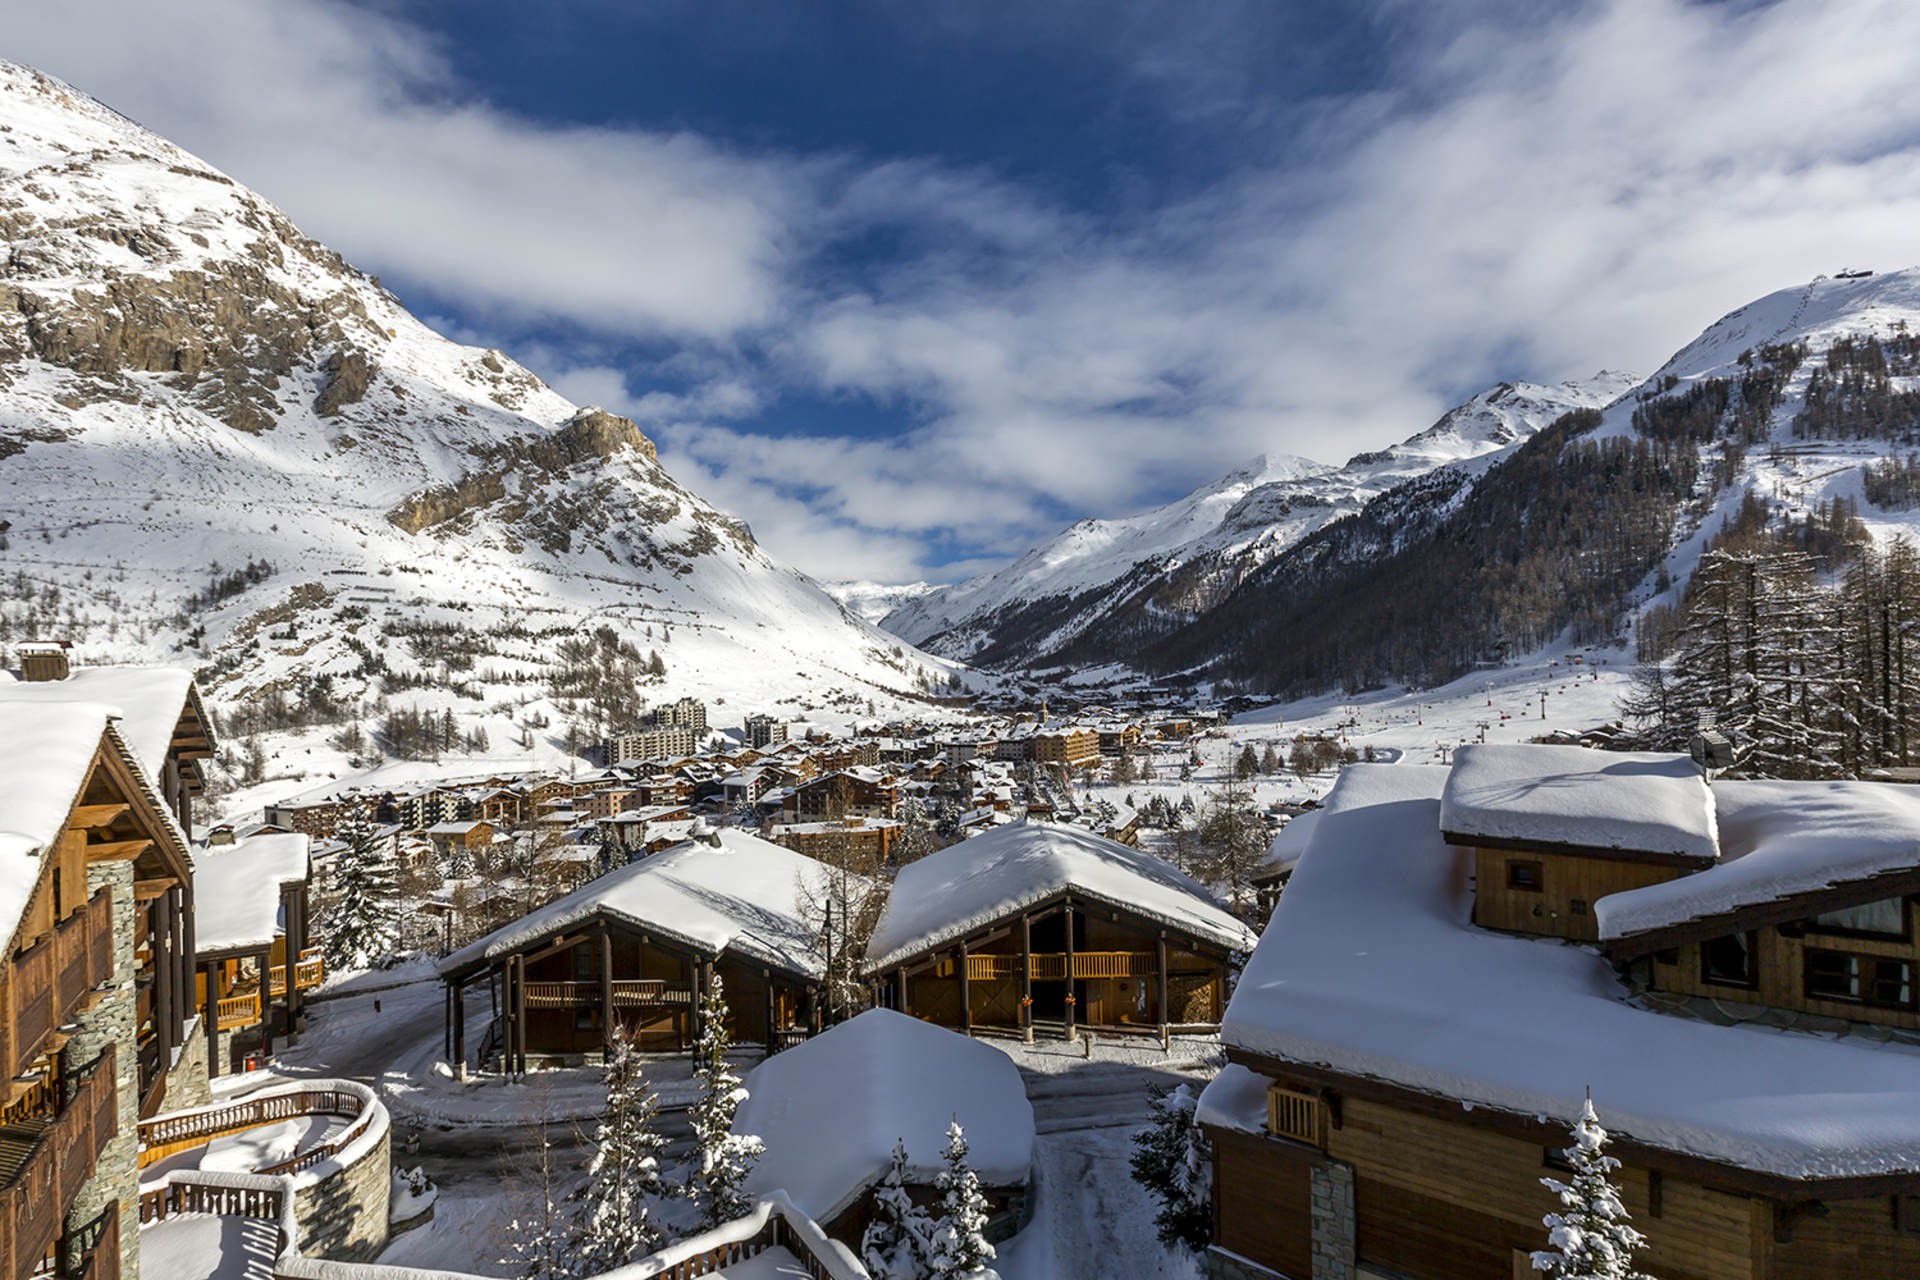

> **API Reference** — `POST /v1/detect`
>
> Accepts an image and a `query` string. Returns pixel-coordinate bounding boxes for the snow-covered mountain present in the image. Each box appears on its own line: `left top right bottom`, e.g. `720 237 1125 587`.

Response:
1143 268 1920 696
822 580 938 626
884 373 1639 666
0 62 959 749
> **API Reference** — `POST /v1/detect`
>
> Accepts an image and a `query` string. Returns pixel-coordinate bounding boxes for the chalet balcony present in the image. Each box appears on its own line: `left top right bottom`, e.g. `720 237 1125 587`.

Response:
0 892 115 1096
214 991 261 1033
264 950 326 998
952 951 1160 981
0 1045 117 1280
521 980 694 1009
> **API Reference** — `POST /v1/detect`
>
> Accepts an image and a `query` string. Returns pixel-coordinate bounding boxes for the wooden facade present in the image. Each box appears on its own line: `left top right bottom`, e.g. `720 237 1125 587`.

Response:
882 894 1229 1040
441 913 820 1072
1207 1054 1920 1280
1469 845 1691 943
192 880 319 1077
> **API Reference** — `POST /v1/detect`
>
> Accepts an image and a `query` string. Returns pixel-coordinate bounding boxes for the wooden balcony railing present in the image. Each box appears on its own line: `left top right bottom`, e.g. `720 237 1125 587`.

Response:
0 891 116 1089
0 1044 117 1280
960 951 1158 982
138 1085 365 1172
521 980 692 1009
215 991 261 1032
265 952 325 998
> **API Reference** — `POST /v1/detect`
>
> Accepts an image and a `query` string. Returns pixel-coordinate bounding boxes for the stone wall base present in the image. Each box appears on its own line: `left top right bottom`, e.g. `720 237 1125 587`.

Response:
1209 1244 1290 1280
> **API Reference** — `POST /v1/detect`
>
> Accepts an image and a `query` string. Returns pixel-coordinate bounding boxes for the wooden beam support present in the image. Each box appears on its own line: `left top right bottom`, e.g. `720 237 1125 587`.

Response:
69 803 130 830
90 839 156 864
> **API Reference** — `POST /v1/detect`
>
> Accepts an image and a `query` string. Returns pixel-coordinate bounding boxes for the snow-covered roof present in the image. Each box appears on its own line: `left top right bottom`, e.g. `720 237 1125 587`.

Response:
1222 764 1920 1181
865 821 1255 974
1259 809 1322 876
1439 743 1717 860
1597 780 1920 941
737 1009 1033 1222
0 700 115 949
0 665 198 789
439 828 841 980
194 833 311 954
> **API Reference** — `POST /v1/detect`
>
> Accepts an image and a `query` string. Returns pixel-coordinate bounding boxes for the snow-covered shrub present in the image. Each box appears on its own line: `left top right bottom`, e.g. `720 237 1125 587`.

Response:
862 1139 937 1279
685 974 766 1229
928 1119 995 1278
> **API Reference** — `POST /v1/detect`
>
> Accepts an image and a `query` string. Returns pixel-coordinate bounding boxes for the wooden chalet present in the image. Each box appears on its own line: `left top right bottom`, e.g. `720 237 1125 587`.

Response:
0 696 204 1280
190 832 320 1077
865 822 1256 1041
785 768 899 822
1202 754 1920 1280
437 828 840 1070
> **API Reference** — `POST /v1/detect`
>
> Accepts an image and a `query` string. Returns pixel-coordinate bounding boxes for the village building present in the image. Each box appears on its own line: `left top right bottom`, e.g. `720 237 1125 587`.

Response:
0 662 219 1279
744 713 789 748
767 817 900 863
436 827 843 1068
736 1009 1034 1248
190 831 320 1077
424 818 495 859
866 822 1255 1040
784 767 900 822
1201 751 1920 1280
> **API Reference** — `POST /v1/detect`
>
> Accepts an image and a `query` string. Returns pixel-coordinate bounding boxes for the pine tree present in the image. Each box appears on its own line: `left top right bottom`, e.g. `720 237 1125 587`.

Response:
1531 1098 1651 1280
1129 1082 1212 1251
862 1139 937 1280
1233 745 1259 781
568 1022 671 1269
325 815 401 971
927 1119 995 1278
686 974 766 1229
895 796 938 865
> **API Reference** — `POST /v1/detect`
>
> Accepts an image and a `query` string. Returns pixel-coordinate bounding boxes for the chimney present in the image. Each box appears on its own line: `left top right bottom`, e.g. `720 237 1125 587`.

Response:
18 641 71 683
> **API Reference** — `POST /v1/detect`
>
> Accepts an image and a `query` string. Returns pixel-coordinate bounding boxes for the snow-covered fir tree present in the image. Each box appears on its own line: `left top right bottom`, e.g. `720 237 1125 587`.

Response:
1129 1082 1212 1250
1532 1098 1652 1280
927 1119 995 1278
862 1138 937 1280
324 814 401 971
685 974 766 1229
568 1021 672 1269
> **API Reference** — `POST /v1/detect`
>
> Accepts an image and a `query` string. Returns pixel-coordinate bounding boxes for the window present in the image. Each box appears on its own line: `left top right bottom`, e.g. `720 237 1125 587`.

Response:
1898 1195 1920 1236
1806 950 1917 1011
1266 1084 1324 1148
1809 897 1908 940
1507 860 1543 892
1701 932 1758 989
1569 898 1588 917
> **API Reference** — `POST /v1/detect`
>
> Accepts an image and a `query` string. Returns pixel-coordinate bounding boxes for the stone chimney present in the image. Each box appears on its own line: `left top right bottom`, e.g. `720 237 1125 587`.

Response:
18 641 71 683
205 824 237 847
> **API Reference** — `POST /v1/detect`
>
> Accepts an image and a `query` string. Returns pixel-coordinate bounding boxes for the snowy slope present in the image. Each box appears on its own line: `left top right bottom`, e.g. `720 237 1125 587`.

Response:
886 374 1637 664
0 62 961 757
822 579 937 626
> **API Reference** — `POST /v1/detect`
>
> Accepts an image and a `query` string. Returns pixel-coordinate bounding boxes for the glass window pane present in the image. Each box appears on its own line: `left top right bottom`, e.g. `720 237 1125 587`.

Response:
1813 898 1905 936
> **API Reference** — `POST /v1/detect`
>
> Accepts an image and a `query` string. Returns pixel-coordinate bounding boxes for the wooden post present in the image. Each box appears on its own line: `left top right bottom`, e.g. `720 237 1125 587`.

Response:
154 895 175 1063
959 940 972 1037
896 966 909 1018
260 945 274 1056
453 976 467 1071
1156 932 1169 1041
765 969 777 1051
1021 914 1033 1043
1063 898 1076 1041
599 926 615 1055
513 955 528 1077
281 888 297 1040
179 882 197 1041
202 961 219 1080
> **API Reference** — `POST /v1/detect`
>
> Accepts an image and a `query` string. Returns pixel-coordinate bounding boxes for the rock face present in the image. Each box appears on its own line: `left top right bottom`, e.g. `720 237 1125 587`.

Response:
0 59 956 727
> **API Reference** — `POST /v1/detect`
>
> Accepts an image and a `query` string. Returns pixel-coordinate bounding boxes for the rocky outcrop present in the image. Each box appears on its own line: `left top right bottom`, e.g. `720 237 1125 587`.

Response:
314 347 375 417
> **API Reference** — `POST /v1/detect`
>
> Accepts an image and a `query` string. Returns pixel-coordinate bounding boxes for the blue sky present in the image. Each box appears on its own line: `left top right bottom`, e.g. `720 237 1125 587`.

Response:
14 0 1920 582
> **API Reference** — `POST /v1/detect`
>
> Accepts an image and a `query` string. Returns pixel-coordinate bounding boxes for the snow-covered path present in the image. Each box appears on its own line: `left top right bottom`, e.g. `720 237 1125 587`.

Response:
139 1213 279 1280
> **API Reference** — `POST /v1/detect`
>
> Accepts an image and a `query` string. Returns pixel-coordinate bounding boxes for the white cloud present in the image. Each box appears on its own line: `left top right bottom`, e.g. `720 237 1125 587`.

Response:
12 0 1920 586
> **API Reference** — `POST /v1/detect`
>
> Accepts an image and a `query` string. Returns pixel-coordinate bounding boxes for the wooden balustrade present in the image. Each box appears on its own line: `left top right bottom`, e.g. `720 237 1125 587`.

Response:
0 891 115 1089
9 943 53 1083
215 991 261 1032
137 1086 362 1170
139 1176 285 1227
961 952 1157 982
521 980 690 1009
265 953 326 999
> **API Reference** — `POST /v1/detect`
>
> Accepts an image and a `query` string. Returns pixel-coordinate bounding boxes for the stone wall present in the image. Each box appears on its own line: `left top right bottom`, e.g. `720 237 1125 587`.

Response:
1208 1244 1288 1280
291 1118 392 1262
63 863 140 1280
159 1016 213 1112
1309 1159 1356 1279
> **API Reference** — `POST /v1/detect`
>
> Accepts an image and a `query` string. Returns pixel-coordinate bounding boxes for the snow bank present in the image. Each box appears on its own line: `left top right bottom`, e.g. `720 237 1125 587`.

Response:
195 832 311 954
736 1009 1034 1222
601 1192 868 1279
866 822 1256 974
1224 764 1920 1180
1439 744 1717 859
1261 810 1321 875
1598 779 1920 939
439 828 845 979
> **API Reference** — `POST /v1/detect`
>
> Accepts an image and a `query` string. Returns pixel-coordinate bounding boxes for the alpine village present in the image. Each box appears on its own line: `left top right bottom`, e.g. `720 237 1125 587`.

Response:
4 9 1920 1280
